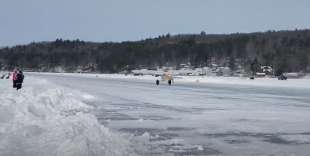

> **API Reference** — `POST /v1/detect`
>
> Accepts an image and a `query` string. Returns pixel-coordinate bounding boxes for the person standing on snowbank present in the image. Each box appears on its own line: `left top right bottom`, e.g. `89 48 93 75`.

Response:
15 71 24 90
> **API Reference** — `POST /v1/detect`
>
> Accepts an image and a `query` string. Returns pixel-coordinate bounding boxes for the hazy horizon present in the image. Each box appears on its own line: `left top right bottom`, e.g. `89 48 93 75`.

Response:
1 0 309 47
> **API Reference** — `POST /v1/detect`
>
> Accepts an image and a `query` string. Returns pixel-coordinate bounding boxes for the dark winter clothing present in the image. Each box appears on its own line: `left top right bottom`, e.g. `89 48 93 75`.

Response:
156 80 160 85
15 71 24 90
168 80 172 85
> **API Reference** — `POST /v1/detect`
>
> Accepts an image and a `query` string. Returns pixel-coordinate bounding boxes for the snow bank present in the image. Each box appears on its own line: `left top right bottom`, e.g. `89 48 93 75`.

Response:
100 74 310 89
179 76 310 89
29 72 310 89
0 78 136 156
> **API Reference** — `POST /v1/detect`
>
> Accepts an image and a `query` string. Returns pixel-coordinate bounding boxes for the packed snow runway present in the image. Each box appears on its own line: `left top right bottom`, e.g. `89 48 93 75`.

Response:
1 73 310 156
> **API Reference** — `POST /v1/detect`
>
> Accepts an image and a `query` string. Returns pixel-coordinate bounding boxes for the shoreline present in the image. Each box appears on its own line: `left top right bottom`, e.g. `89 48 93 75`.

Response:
24 72 310 90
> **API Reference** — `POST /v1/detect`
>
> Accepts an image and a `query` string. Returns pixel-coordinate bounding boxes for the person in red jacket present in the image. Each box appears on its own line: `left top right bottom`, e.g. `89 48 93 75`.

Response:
12 69 18 88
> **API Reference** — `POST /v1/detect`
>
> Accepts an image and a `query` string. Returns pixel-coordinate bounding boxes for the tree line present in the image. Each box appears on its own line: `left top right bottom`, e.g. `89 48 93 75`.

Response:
0 29 310 75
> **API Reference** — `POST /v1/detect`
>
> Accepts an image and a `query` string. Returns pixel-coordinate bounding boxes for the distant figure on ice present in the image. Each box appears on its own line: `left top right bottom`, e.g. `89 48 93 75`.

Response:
156 79 160 85
162 73 173 86
168 79 172 86
6 73 11 79
15 71 24 90
12 70 18 88
0 74 5 79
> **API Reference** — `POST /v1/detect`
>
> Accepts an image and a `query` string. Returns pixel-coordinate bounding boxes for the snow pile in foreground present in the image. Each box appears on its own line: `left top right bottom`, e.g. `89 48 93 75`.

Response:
0 78 136 156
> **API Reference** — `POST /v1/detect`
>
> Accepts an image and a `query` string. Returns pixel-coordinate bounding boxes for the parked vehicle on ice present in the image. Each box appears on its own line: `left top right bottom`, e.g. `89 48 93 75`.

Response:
278 74 287 80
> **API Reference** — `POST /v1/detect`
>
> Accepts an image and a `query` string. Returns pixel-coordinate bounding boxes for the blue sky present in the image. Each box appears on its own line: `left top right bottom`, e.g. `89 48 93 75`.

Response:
0 0 309 46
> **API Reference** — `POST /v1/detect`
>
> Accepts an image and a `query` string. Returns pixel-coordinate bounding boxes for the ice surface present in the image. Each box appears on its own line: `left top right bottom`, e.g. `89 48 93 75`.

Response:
4 72 310 156
25 73 310 156
0 78 137 156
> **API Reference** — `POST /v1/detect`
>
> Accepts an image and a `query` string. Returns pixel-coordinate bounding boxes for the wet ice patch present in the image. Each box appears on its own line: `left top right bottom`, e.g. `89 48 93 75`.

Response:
269 134 310 145
0 78 137 156
166 143 221 156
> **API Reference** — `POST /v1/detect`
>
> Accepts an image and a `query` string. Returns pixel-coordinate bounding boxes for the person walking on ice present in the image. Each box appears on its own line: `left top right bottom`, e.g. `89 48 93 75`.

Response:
168 79 172 85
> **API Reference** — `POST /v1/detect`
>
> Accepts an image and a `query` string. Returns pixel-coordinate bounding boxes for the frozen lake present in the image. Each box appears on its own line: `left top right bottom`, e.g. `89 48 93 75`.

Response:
31 74 310 156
